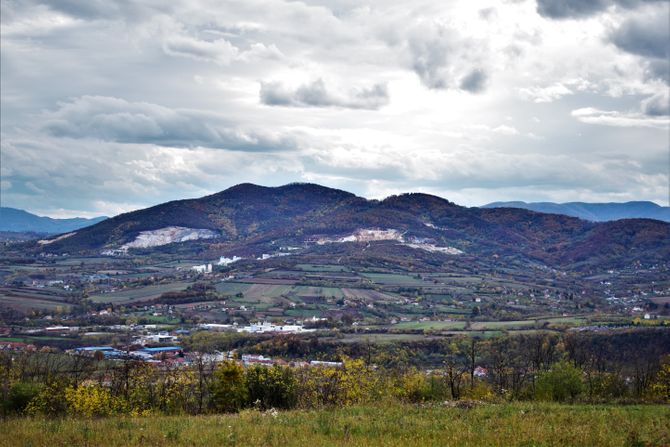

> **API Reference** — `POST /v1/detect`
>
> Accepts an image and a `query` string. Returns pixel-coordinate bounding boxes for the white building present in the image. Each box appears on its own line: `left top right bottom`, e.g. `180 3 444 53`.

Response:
135 333 178 345
310 360 343 367
192 263 213 274
242 354 274 365
218 256 241 266
238 321 315 334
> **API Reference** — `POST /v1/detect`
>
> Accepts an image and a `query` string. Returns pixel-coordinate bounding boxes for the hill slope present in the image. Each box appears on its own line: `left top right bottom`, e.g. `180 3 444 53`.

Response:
0 207 107 234
482 201 670 222
22 183 670 270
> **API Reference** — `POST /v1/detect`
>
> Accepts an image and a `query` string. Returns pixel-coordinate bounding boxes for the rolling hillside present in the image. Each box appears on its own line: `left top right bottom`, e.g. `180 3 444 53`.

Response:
18 183 670 270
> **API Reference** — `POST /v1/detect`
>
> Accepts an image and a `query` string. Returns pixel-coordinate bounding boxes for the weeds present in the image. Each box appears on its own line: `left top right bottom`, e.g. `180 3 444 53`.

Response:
0 402 667 447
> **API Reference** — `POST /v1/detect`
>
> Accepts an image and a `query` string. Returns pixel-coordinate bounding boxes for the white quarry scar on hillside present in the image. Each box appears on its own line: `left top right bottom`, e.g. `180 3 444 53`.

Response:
108 226 218 252
316 228 463 254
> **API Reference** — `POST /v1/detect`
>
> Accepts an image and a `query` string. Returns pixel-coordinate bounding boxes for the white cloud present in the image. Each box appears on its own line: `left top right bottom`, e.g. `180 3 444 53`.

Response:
163 35 240 64
41 95 301 151
571 107 669 128
492 125 520 136
260 79 389 109
163 34 285 65
519 83 573 103
402 19 490 91
1 0 669 215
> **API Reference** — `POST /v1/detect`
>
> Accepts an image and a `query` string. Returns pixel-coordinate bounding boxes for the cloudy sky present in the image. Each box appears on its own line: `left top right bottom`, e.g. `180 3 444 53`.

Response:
1 0 668 217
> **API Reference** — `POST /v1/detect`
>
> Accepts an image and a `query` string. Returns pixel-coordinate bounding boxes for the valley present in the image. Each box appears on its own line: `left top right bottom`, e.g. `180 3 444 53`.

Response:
0 183 668 374
1 235 668 356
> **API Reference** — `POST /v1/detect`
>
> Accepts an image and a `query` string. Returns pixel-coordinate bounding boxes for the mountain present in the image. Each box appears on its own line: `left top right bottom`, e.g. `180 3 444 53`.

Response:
482 201 670 222
0 207 107 234
16 183 670 270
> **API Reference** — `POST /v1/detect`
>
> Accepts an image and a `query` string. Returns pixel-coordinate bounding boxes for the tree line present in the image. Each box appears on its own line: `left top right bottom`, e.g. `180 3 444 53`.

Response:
1 328 669 417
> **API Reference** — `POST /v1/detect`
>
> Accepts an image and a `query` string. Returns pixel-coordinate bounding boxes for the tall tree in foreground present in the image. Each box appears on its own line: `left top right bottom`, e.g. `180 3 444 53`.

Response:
210 360 248 413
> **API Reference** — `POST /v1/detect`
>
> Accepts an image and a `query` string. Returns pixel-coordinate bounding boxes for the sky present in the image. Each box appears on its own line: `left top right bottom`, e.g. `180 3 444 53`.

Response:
1 0 669 218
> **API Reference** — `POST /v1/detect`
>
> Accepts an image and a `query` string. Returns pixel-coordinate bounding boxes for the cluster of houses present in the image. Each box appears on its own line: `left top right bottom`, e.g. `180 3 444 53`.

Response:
241 354 342 368
0 341 37 352
69 345 345 369
73 345 184 362
199 321 315 334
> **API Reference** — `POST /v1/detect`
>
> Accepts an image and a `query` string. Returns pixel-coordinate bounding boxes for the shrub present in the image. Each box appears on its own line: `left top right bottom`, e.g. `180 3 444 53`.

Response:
210 360 248 413
392 370 431 403
65 384 121 417
462 381 496 401
587 372 628 401
25 379 70 416
246 364 297 410
2 382 43 415
649 354 670 402
535 360 584 402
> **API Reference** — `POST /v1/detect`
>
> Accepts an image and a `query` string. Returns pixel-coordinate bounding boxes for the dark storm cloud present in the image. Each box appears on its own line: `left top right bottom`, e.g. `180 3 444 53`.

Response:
536 0 666 19
610 7 670 83
259 79 389 110
42 96 299 152
610 11 670 59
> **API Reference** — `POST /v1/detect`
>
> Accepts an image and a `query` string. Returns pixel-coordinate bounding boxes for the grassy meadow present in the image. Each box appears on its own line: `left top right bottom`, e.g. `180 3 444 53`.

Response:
2 402 668 447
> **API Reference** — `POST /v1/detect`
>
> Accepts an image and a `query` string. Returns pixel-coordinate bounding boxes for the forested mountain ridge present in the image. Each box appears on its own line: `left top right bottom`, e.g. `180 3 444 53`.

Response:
16 183 669 270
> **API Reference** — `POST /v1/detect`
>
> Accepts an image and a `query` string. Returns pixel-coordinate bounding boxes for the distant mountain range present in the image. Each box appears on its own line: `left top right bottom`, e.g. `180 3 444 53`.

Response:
0 207 107 234
14 183 668 271
482 201 669 222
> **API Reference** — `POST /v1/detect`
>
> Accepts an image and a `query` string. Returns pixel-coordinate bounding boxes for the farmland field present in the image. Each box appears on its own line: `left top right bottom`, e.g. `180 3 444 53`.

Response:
0 287 73 312
296 264 350 272
469 317 588 331
0 295 72 312
243 284 293 300
2 403 667 447
651 296 670 305
214 282 253 295
360 273 428 286
88 281 192 304
390 320 467 330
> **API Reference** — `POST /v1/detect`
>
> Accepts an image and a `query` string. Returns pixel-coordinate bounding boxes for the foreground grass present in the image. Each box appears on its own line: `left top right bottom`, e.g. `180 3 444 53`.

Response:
2 402 668 447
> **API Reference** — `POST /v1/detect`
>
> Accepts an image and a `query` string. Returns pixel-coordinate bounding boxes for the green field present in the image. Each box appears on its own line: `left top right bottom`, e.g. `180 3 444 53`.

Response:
218 282 399 304
391 320 467 331
2 403 667 447
296 264 350 272
89 281 192 304
470 317 588 331
361 273 428 286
